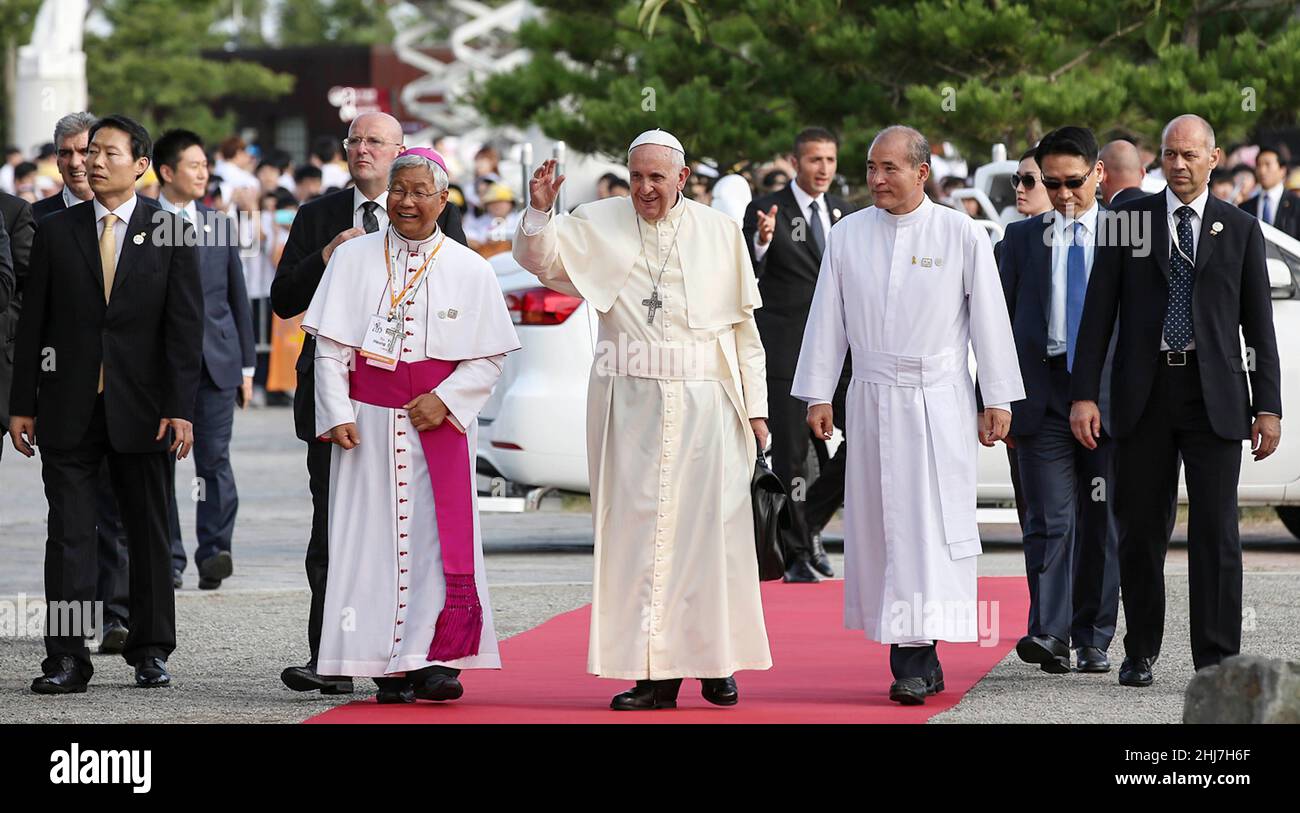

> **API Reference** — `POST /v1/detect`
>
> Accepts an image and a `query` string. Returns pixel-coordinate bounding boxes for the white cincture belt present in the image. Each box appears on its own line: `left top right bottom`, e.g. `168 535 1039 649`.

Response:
852 348 967 388
592 331 733 382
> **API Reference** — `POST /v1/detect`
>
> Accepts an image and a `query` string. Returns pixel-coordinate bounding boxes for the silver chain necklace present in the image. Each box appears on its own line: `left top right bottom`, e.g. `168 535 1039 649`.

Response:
636 207 683 325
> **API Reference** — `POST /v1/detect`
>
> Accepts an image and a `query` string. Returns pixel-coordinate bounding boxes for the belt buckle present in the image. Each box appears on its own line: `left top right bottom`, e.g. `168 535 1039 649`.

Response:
1166 351 1187 367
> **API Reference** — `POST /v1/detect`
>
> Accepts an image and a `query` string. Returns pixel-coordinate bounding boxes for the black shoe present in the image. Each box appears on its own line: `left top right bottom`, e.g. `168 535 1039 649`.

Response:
197 551 233 590
31 656 90 695
783 555 820 583
376 686 416 704
281 663 354 694
1118 655 1156 687
173 571 183 589
1016 634 1071 674
888 677 928 705
414 672 464 702
134 657 171 688
888 665 944 705
610 679 682 710
1074 646 1111 673
810 534 835 578
700 676 738 706
98 620 129 655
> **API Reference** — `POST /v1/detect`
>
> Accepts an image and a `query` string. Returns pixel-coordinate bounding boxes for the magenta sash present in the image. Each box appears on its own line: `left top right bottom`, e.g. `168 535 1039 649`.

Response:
349 359 482 662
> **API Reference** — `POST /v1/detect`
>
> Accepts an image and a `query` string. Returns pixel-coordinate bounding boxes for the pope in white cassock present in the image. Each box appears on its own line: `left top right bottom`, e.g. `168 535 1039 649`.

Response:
302 148 521 704
793 126 1024 705
514 130 773 711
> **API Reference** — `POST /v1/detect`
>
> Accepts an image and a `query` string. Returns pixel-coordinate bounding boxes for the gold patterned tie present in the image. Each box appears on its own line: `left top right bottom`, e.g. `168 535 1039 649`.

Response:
98 213 117 393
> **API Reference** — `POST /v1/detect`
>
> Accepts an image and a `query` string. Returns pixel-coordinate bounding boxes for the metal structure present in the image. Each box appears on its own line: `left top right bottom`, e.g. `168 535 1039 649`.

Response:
395 0 538 145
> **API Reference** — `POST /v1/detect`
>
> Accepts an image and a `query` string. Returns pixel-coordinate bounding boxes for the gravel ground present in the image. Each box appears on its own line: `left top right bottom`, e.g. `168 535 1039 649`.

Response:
2 406 1297 723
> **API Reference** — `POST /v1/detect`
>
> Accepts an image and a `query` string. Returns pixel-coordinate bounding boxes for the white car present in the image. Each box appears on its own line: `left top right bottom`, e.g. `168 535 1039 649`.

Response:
480 218 1300 540
477 253 596 494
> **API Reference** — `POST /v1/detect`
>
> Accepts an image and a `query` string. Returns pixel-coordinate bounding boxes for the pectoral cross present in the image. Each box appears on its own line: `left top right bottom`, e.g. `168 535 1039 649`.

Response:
380 317 404 352
642 289 663 325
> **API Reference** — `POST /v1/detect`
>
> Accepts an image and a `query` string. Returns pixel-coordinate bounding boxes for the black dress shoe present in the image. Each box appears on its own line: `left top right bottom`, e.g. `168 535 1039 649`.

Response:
783 555 820 583
888 677 928 705
376 686 416 704
31 656 90 695
99 619 129 655
611 679 682 710
198 551 233 590
700 676 738 706
173 571 183 590
1075 646 1111 673
810 534 835 578
281 663 354 694
1016 634 1071 674
1119 655 1156 687
414 672 464 702
134 657 171 688
888 665 944 705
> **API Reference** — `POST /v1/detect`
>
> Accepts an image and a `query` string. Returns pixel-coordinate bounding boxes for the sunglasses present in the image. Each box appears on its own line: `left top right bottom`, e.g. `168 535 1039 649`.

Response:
1041 167 1094 190
1010 172 1038 190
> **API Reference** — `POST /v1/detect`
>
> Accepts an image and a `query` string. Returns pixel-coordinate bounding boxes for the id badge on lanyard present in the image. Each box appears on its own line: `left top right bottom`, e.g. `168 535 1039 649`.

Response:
358 231 445 371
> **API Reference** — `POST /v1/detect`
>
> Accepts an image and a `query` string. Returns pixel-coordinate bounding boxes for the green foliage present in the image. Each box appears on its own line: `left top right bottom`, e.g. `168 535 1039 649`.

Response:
272 0 397 46
84 0 294 145
470 0 1300 171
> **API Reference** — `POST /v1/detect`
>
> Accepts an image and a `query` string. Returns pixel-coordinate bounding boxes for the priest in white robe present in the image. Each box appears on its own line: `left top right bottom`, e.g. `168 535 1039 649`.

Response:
513 130 772 711
793 126 1024 705
302 148 521 704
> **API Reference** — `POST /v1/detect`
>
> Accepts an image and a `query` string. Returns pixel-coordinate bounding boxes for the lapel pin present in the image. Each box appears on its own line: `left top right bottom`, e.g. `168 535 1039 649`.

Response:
832 208 841 220
1210 221 1223 236
447 308 458 319
437 310 447 319
132 232 145 245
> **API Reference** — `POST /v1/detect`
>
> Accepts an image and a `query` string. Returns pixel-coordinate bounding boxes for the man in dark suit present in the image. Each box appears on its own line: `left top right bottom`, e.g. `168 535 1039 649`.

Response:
9 114 204 693
30 112 134 651
1239 143 1300 241
1099 139 1150 208
154 129 256 591
742 127 851 582
0 192 33 452
272 112 466 694
1071 114 1282 686
998 127 1120 675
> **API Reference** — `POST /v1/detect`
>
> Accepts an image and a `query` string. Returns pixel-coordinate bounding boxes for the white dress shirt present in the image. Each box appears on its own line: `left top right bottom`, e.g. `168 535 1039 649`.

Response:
64 185 90 209
353 188 389 233
1255 183 1284 225
158 192 198 224
752 180 832 262
1047 203 1099 357
92 194 138 270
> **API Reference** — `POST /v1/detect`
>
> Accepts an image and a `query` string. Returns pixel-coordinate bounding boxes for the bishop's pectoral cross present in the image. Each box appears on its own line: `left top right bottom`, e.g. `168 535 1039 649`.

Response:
642 289 663 325
380 315 405 352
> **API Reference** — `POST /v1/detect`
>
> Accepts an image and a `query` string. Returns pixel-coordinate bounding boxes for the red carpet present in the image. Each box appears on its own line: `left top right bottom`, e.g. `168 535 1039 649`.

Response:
306 576 1028 724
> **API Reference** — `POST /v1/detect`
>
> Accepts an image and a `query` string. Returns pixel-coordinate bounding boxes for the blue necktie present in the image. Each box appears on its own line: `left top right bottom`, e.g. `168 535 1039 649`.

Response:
1065 221 1087 372
1164 206 1196 352
1262 195 1274 225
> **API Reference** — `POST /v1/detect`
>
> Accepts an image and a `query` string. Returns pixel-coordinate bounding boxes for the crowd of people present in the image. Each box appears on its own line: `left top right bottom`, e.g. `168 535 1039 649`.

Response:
0 104 1284 708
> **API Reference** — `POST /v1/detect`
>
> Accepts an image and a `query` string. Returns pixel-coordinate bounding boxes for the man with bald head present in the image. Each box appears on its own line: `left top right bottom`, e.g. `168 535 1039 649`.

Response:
1099 139 1148 207
515 130 772 710
272 112 467 694
793 125 1023 704
1070 114 1282 686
